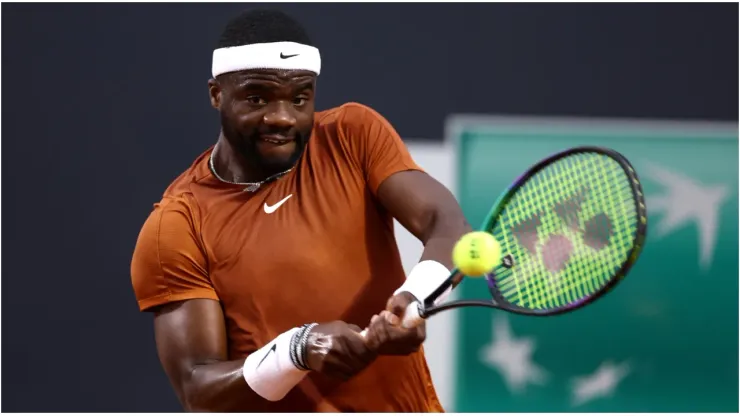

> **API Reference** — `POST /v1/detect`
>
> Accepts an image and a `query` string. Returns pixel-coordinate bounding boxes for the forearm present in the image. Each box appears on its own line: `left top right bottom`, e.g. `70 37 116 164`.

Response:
178 327 311 412
377 170 472 303
184 359 258 412
395 206 472 305
419 204 472 270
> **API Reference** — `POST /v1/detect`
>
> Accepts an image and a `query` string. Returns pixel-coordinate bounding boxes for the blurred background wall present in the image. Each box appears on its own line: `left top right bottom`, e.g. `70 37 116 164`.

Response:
2 2 737 412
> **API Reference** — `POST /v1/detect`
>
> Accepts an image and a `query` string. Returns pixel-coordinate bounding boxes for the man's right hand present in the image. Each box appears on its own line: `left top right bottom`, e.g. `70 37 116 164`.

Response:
304 321 377 381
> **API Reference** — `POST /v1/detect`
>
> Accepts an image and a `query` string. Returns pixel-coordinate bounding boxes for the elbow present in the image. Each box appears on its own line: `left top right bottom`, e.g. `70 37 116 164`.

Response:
179 382 201 412
448 204 473 235
424 206 472 243
182 401 197 413
182 401 208 413
177 364 250 413
180 384 219 413
176 368 213 412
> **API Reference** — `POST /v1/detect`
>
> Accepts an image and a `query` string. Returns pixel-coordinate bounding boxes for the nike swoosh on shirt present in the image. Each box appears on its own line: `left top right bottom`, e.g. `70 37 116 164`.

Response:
264 194 293 214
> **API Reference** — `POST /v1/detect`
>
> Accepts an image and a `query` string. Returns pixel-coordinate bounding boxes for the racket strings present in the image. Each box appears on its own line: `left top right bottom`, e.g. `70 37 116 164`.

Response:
543 155 631 304
490 152 638 310
546 156 633 304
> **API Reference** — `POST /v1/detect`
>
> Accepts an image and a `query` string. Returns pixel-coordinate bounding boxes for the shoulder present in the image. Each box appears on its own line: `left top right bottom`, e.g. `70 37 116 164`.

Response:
131 194 215 311
146 147 215 228
161 147 214 201
138 148 213 255
131 194 210 309
315 102 391 134
134 196 201 259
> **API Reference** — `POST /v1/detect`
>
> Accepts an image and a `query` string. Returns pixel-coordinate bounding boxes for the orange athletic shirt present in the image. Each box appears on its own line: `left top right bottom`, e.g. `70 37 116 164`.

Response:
131 102 444 412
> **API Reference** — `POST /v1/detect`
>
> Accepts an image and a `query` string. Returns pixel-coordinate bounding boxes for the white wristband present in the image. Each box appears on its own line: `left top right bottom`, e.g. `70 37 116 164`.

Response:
394 260 452 305
242 327 308 401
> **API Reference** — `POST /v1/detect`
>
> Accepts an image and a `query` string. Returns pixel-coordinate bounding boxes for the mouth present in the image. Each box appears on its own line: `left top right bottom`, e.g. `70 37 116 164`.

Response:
259 134 295 145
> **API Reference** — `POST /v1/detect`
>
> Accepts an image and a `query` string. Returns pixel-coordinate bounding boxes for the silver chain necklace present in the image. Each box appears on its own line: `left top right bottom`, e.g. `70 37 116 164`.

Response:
209 143 294 192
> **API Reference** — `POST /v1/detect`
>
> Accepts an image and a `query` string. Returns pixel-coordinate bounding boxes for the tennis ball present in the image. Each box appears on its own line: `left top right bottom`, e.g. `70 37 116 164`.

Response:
452 231 502 277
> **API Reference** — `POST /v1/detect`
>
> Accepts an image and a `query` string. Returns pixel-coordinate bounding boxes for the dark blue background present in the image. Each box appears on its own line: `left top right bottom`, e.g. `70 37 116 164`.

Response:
2 3 737 411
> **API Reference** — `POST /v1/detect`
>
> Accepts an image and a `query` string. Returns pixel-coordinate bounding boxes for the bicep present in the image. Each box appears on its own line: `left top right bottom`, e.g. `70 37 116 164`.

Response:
338 103 422 194
153 299 228 400
377 170 467 243
337 104 466 237
131 200 228 404
133 201 267 411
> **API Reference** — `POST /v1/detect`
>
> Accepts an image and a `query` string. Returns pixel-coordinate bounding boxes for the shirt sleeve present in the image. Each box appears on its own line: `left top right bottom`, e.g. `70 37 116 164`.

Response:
130 197 219 312
338 103 424 195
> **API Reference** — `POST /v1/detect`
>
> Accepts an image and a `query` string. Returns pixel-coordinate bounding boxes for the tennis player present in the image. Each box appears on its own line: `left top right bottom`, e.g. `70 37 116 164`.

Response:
131 9 470 412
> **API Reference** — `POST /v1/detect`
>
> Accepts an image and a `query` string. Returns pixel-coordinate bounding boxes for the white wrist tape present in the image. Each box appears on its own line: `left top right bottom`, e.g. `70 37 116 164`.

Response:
394 260 452 305
212 41 322 78
242 327 308 401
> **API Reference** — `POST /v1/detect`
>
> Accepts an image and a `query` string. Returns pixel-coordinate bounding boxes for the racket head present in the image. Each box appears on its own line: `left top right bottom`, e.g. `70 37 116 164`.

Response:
472 146 647 316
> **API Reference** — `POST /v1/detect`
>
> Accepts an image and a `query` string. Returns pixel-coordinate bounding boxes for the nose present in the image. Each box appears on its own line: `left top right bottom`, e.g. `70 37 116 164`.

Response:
262 101 297 129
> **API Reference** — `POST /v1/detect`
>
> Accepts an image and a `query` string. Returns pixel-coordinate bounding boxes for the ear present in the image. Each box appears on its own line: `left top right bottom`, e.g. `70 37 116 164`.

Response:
208 78 222 110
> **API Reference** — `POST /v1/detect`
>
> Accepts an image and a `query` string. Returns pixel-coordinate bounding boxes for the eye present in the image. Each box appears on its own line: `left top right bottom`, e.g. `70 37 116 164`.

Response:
293 96 308 107
246 96 267 106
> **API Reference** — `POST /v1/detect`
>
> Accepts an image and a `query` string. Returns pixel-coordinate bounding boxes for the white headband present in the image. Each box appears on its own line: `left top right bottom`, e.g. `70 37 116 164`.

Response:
211 41 321 78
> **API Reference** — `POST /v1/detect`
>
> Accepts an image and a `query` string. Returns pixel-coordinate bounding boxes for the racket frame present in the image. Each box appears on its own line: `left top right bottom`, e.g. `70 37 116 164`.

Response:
419 146 648 318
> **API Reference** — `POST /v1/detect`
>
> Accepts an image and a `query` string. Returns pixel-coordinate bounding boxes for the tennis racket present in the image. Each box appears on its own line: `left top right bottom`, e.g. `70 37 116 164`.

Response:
393 146 648 328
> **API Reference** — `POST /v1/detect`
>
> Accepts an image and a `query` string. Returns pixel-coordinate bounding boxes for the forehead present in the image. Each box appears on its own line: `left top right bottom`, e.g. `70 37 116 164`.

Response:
225 69 316 86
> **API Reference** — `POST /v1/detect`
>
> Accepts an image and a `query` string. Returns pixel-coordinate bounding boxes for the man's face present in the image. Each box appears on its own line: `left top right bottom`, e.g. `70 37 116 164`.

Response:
209 69 316 175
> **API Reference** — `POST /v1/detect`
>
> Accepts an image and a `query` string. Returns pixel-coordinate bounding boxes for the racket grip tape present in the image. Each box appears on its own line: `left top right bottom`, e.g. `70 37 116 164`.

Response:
359 301 425 338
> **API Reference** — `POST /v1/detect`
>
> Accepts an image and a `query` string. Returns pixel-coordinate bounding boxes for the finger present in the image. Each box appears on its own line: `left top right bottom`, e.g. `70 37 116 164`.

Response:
316 400 341 413
376 314 393 343
405 322 426 345
386 292 414 317
417 322 427 339
381 310 400 326
383 321 426 354
381 313 416 336
365 315 392 352
347 324 363 333
345 334 377 367
359 314 380 340
411 329 425 348
378 318 420 355
333 340 369 379
387 327 419 346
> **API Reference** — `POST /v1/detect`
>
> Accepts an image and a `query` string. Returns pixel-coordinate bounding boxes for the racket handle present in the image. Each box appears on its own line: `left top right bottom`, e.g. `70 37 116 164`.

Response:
359 302 425 338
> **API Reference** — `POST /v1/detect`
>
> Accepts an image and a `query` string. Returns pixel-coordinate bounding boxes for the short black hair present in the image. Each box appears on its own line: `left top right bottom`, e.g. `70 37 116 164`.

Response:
217 9 313 49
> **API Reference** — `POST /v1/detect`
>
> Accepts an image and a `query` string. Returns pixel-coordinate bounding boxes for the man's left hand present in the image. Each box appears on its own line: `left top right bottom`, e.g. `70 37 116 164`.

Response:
363 292 426 355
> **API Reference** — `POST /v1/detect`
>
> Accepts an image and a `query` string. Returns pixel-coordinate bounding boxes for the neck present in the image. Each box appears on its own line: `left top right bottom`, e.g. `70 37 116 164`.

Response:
212 133 263 184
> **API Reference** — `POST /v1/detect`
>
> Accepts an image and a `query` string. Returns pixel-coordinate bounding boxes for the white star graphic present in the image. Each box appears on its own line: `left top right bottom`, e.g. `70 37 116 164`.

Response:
478 315 548 394
570 360 631 407
643 162 730 270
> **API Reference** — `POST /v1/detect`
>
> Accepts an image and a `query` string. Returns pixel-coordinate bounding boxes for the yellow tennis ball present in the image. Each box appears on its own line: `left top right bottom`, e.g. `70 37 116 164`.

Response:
452 231 502 277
